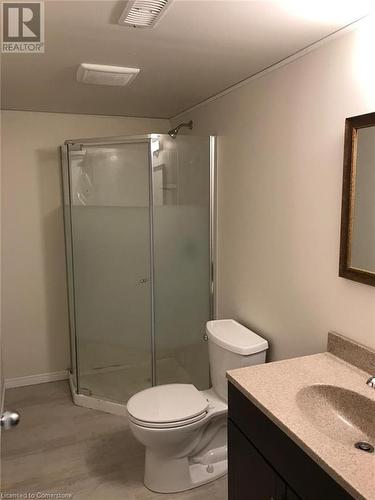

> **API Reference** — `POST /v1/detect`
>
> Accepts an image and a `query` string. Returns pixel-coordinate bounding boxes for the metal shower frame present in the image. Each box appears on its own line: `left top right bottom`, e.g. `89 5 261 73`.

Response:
61 134 217 394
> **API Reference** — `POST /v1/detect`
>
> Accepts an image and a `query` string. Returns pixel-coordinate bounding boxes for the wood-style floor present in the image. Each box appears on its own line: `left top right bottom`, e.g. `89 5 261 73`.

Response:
2 381 227 500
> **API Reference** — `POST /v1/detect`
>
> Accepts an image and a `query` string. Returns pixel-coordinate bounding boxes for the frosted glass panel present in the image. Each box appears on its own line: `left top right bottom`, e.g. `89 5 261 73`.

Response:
69 142 152 401
152 135 211 389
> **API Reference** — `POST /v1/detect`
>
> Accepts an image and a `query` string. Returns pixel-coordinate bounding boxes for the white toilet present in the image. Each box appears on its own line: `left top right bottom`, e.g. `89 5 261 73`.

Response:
127 319 268 493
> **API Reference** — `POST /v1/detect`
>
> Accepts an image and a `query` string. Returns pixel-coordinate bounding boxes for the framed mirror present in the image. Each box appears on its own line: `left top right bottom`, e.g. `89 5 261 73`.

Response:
340 112 375 286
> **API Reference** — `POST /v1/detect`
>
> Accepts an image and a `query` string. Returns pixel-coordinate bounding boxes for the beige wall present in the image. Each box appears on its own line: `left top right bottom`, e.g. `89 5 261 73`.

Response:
1 111 169 380
171 22 375 360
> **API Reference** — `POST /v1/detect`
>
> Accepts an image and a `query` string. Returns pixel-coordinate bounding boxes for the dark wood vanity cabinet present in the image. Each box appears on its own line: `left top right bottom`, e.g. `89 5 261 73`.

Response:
228 382 354 500
228 420 297 500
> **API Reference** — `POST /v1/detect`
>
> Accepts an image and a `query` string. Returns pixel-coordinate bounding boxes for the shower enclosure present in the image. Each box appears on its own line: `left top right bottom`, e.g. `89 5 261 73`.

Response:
61 133 216 408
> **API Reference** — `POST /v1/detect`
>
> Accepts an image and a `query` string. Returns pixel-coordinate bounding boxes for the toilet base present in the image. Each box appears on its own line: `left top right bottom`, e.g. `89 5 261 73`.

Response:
144 448 227 493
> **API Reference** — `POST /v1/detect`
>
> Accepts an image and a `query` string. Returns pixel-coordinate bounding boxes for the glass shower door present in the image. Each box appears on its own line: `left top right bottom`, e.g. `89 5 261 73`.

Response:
67 140 152 401
152 135 212 389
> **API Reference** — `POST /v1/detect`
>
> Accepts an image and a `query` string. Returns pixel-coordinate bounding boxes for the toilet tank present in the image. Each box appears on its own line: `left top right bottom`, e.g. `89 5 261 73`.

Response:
206 320 268 402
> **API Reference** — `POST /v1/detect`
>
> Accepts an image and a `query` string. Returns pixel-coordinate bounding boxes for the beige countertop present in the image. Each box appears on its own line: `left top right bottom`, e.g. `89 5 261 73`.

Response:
227 351 375 500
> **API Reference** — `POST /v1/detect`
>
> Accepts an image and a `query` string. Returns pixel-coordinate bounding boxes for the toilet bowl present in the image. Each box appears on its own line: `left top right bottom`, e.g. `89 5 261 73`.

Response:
127 319 268 493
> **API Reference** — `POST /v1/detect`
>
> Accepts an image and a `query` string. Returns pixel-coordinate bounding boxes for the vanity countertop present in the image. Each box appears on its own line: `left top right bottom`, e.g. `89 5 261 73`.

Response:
227 335 375 500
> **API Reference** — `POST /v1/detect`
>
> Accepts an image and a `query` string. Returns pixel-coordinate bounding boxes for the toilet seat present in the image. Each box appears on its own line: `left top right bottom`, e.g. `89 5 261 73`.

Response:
128 410 208 429
127 384 209 428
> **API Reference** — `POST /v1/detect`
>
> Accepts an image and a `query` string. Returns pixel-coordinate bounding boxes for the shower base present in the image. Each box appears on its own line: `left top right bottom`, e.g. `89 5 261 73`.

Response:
69 356 198 416
69 373 128 416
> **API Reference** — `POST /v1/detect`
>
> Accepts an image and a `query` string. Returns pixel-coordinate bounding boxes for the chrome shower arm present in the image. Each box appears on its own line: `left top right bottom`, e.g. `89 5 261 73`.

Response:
168 120 193 138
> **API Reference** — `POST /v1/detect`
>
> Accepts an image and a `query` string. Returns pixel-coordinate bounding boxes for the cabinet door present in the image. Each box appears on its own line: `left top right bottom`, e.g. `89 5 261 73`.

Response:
228 419 286 500
286 487 301 500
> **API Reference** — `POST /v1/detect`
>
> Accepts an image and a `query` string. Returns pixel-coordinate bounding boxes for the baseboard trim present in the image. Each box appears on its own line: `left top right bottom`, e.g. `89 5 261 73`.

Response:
5 370 69 389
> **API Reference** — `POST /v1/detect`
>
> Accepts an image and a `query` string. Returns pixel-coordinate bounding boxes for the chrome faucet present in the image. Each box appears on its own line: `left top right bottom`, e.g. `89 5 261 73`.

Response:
366 376 375 388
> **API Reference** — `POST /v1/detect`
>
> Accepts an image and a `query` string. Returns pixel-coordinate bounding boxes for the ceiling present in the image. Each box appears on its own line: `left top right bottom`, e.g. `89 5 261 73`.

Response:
1 0 370 119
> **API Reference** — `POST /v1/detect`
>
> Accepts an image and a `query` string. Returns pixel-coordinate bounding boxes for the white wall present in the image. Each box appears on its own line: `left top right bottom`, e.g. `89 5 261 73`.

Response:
171 21 375 360
1 111 169 380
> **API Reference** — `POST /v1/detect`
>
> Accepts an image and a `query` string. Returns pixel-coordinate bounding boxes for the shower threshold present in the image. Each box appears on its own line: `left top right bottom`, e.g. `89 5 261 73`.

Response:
69 373 128 416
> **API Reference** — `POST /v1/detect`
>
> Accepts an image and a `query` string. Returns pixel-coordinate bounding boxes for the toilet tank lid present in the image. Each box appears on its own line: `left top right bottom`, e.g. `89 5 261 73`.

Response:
206 319 268 355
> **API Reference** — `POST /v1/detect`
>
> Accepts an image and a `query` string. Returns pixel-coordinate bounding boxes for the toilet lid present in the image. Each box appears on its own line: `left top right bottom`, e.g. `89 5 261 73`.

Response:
127 384 209 425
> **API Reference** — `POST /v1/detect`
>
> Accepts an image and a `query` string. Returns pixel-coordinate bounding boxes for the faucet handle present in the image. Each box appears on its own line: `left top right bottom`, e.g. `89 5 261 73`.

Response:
366 376 375 388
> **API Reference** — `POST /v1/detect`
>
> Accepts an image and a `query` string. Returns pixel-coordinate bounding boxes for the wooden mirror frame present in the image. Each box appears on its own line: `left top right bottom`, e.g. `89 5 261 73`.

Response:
339 111 375 287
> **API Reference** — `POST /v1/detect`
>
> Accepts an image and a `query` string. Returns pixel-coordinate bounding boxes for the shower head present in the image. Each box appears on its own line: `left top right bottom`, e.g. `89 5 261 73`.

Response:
168 120 193 139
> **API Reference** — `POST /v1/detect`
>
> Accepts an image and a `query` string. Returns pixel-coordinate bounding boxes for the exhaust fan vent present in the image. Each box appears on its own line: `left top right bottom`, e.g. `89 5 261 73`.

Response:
76 64 140 86
119 0 173 28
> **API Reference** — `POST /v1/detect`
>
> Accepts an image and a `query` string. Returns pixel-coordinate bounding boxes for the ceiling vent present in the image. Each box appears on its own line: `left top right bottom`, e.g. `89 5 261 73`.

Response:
76 64 140 86
118 0 173 28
